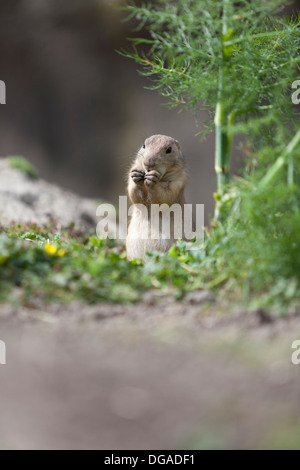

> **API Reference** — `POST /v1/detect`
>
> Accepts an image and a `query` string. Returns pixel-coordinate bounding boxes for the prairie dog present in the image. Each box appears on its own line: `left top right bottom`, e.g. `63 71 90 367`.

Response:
126 134 187 260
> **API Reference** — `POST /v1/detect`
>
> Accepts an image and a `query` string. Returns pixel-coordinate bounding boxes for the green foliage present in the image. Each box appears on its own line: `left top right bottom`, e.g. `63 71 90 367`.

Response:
8 156 39 180
121 0 299 125
0 225 145 304
0 224 230 306
0 225 202 305
2 201 300 313
201 164 300 314
120 0 300 204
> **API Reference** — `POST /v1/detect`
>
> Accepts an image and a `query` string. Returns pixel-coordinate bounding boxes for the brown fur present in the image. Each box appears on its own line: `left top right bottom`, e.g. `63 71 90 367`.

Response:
126 135 187 260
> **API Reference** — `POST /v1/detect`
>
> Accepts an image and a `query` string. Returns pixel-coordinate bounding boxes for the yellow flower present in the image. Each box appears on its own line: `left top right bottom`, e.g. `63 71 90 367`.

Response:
45 243 57 255
57 249 66 257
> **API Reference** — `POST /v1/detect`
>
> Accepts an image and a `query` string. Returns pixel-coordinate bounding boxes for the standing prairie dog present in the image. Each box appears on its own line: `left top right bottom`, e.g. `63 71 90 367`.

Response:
126 134 188 260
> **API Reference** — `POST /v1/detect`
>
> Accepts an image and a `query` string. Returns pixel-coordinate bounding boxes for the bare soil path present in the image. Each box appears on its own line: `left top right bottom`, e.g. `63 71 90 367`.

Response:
0 300 300 450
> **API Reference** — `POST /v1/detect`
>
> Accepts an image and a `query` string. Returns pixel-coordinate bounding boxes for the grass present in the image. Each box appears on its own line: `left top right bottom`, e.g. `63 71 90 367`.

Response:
0 224 144 305
0 197 299 315
0 224 198 306
0 223 217 307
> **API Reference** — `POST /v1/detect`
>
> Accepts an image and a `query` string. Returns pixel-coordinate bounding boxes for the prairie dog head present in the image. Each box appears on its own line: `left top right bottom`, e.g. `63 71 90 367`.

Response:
137 134 184 176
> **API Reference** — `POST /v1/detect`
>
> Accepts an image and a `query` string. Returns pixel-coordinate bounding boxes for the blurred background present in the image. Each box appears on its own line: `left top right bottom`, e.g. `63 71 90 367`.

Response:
0 0 299 219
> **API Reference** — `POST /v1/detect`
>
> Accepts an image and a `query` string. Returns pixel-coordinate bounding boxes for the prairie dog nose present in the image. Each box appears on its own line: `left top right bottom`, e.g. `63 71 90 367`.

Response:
144 157 155 171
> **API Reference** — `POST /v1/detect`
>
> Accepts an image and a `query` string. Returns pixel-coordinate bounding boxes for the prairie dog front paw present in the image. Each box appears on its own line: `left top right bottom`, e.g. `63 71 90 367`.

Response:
144 169 161 186
131 168 145 183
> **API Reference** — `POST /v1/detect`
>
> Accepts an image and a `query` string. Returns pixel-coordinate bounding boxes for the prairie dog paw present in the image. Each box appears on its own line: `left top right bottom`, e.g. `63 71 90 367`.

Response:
145 169 161 186
131 168 145 183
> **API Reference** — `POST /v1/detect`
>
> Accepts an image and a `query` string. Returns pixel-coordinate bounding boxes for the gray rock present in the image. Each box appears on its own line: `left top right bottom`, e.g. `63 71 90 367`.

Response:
0 157 118 236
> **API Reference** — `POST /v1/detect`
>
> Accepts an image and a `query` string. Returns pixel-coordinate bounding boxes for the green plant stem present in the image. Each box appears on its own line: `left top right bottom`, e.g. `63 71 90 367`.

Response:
288 155 294 187
259 128 300 188
214 102 233 191
214 0 235 219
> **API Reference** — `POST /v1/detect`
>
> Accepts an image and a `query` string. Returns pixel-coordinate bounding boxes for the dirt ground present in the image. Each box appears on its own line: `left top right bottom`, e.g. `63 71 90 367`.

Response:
1 299 300 450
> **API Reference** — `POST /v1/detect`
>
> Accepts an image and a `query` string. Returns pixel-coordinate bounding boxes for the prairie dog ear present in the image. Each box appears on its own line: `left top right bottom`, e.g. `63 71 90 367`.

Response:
174 140 181 149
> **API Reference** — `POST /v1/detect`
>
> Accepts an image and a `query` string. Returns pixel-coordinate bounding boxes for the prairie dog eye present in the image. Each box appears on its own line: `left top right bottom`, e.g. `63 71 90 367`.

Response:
166 146 172 154
142 144 145 149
